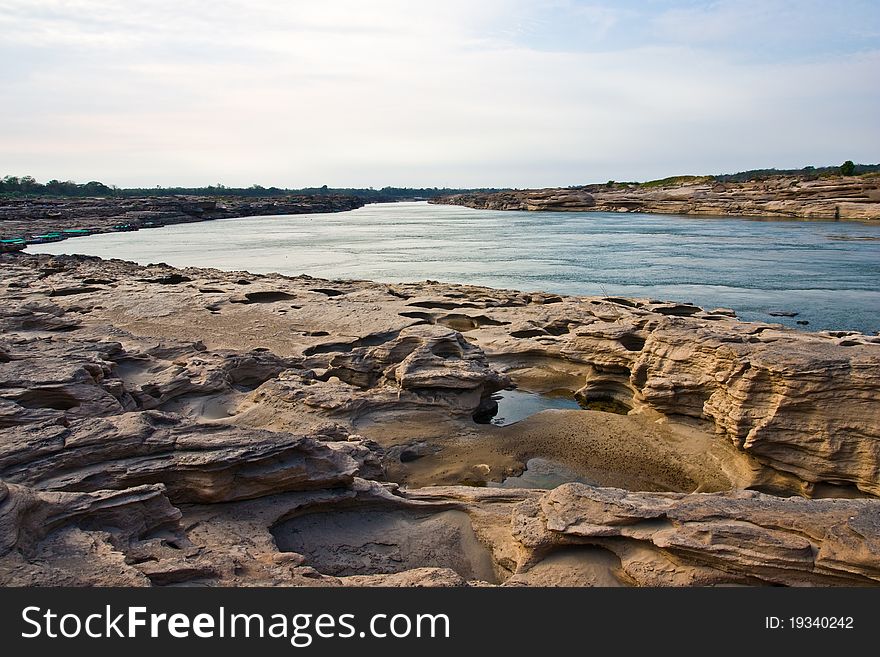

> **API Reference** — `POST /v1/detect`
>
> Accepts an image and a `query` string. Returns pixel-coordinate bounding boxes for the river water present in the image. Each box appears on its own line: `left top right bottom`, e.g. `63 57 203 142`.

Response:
28 201 880 333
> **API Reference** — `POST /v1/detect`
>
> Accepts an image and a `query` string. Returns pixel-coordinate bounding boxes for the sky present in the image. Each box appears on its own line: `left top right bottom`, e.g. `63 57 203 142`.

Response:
1 0 878 188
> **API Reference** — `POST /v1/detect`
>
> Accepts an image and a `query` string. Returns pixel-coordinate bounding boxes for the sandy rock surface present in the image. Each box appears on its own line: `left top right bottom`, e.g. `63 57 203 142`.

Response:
1 252 878 586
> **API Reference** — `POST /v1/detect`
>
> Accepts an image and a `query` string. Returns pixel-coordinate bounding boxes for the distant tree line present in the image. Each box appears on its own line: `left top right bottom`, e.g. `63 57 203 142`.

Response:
0 176 506 200
1 176 117 197
3 162 876 199
714 161 879 183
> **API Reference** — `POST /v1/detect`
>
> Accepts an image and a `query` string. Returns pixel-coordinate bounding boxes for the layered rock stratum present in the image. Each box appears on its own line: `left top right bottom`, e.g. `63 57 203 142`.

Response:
1 252 878 586
433 174 880 220
0 195 364 252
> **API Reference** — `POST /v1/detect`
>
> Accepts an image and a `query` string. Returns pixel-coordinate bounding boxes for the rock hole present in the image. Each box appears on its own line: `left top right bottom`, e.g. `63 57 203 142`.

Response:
618 334 646 352
430 342 462 359
242 291 296 303
510 329 546 338
271 507 498 583
631 364 649 389
48 286 103 297
602 297 640 308
399 311 435 322
653 304 701 316
575 379 634 415
543 321 571 336
15 387 80 410
139 274 192 285
407 300 481 310
511 546 627 587
48 325 81 333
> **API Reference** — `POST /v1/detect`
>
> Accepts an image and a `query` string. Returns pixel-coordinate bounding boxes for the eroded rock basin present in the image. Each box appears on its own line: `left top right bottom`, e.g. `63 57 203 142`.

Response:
272 507 498 583
370 408 749 493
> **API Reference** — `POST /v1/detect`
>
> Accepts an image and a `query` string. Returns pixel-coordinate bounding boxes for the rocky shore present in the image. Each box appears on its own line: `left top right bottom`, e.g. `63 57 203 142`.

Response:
433 174 880 220
1 252 879 586
0 195 365 252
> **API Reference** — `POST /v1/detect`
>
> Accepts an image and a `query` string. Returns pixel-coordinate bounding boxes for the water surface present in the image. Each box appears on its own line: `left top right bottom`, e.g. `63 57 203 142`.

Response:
476 389 582 426
29 201 880 333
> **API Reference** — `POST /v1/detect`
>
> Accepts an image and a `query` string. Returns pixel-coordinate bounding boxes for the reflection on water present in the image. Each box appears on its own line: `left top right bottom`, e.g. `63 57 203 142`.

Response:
475 388 632 427
474 389 582 426
29 201 880 333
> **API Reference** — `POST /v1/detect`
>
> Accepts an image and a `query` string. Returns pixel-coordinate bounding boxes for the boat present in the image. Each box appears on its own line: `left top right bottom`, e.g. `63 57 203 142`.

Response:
29 232 64 243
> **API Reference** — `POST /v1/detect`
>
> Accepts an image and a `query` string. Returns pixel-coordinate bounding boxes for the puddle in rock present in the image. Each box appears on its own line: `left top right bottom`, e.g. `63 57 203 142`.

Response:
272 507 498 583
474 389 581 426
489 457 597 490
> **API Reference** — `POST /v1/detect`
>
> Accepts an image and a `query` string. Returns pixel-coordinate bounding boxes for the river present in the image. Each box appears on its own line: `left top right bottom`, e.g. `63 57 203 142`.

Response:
28 201 880 333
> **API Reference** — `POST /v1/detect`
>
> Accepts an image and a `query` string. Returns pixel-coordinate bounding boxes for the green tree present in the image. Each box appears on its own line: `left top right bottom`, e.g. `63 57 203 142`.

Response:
19 175 37 192
840 160 856 176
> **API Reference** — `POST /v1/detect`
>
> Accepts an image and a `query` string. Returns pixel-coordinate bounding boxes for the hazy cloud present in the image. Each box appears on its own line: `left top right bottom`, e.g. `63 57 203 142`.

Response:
1 0 878 187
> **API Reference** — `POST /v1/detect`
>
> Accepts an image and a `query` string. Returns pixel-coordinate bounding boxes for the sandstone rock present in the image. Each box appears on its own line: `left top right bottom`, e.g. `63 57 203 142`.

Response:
434 174 880 221
0 480 179 558
511 483 880 586
0 413 360 503
0 252 878 588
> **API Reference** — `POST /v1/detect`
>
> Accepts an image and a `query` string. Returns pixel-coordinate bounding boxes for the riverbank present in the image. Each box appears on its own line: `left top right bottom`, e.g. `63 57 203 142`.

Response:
0 194 364 252
433 174 880 220
1 252 878 586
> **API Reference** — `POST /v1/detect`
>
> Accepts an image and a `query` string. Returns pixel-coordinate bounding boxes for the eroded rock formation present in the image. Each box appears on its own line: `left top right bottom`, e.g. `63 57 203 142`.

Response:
434 175 880 220
0 252 878 586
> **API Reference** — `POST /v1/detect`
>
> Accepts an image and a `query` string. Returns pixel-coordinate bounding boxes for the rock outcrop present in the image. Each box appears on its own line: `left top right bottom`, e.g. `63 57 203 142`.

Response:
0 415 360 503
510 483 880 586
0 194 365 251
1 252 878 587
434 174 880 220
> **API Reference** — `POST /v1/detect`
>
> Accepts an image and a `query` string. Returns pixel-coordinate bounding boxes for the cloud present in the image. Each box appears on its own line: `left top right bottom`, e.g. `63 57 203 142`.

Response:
1 0 878 187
